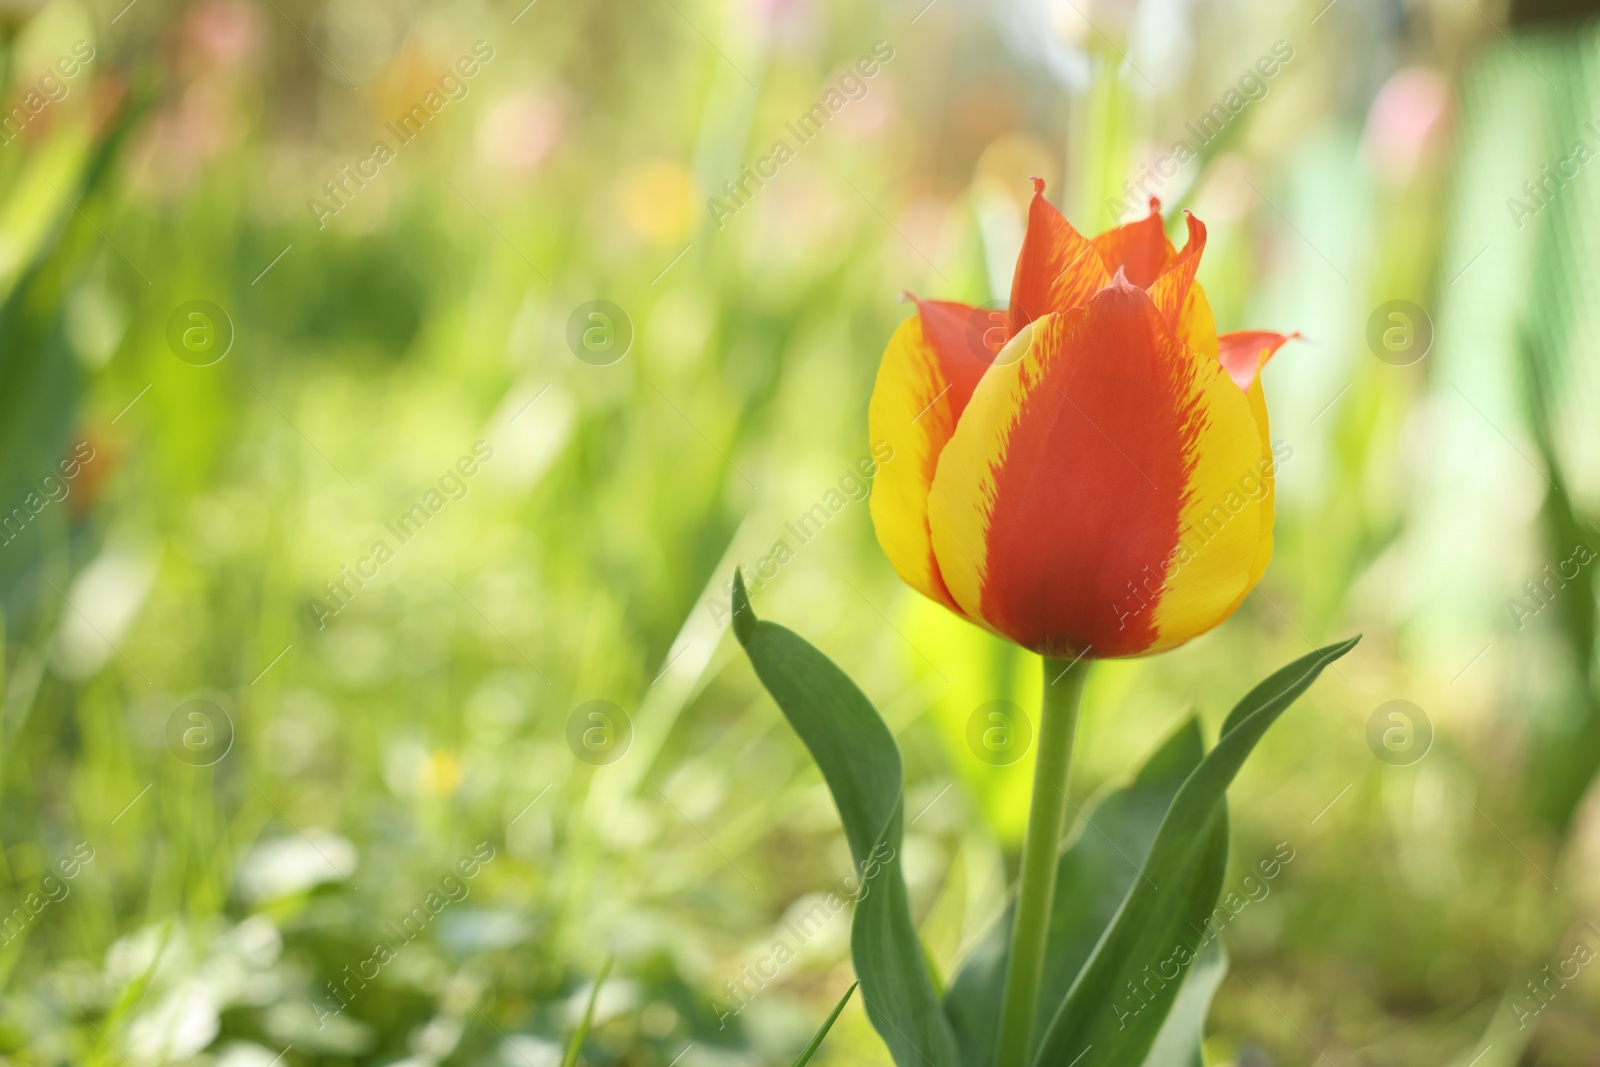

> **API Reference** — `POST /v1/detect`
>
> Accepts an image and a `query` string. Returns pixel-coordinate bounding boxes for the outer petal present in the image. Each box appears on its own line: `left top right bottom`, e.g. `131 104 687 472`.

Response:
1212 331 1300 606
1236 369 1276 592
1091 198 1177 287
927 278 1262 658
868 299 992 615
1143 345 1273 653
1217 330 1300 391
1146 213 1206 334
1143 214 1223 369
1007 178 1111 338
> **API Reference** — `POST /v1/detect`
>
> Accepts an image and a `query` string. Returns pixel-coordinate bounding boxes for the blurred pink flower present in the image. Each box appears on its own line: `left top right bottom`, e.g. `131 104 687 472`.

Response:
746 0 819 49
126 82 238 198
183 0 266 72
477 89 563 178
836 76 893 136
1363 67 1454 185
746 0 806 19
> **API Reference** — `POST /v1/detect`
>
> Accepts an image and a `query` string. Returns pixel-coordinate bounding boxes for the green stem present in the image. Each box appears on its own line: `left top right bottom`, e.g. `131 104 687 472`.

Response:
995 657 1088 1067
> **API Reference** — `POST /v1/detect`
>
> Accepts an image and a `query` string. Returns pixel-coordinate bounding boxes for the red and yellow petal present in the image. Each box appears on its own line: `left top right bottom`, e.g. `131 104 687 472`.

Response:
867 299 993 615
1237 368 1276 592
874 195 1292 656
1211 331 1297 613
1218 330 1300 391
925 278 1255 657
1091 198 1177 288
1007 178 1111 338
1143 346 1273 654
1146 213 1206 335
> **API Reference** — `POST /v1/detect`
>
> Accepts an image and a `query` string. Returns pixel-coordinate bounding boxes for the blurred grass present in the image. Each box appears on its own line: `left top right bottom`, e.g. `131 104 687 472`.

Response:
1 0 1600 1065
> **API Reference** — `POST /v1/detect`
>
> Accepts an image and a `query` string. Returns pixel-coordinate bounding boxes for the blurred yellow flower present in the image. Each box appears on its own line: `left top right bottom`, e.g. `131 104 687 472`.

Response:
621 158 697 244
421 749 462 796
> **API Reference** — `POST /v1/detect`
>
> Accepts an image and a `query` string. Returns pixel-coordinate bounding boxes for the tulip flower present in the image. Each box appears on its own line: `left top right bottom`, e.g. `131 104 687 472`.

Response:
866 179 1298 1064
869 178 1295 660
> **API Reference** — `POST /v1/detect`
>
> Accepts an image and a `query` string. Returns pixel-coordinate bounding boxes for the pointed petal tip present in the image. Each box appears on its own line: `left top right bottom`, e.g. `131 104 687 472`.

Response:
1029 176 1046 195
1218 329 1306 390
1177 211 1206 250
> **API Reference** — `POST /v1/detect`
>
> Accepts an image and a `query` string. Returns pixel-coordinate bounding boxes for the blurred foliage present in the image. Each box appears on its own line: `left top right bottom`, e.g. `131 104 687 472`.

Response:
2 0 1600 1065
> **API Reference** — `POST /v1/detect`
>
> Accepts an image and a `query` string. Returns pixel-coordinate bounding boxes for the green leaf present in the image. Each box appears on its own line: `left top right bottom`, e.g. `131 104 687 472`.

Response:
1137 938 1226 1067
790 982 857 1067
560 956 613 1067
943 718 1205 1067
731 571 961 1067
1031 637 1359 1067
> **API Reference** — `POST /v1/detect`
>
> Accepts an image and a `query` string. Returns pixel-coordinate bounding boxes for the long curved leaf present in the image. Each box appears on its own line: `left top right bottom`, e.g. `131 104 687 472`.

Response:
1031 637 1359 1067
1138 938 1226 1067
791 982 857 1067
560 956 613 1067
943 718 1205 1067
731 571 961 1067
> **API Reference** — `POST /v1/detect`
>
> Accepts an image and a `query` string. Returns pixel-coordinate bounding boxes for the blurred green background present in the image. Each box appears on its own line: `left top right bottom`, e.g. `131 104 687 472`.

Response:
4 0 1600 1062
